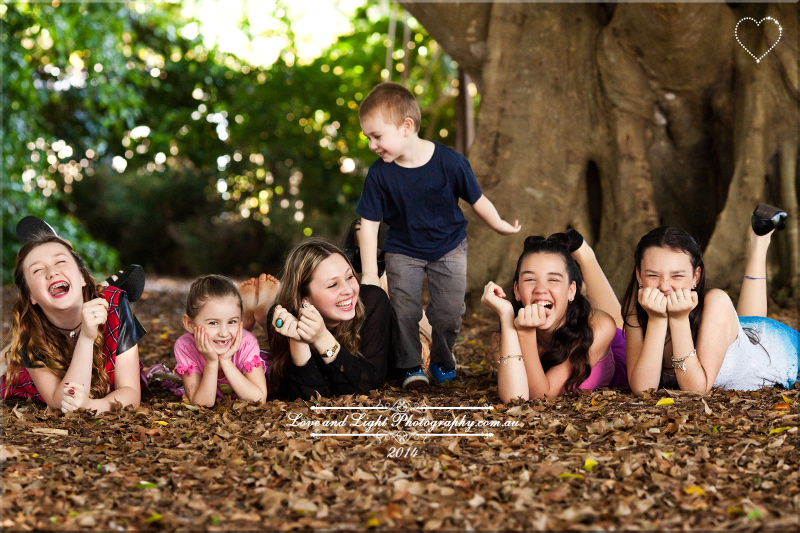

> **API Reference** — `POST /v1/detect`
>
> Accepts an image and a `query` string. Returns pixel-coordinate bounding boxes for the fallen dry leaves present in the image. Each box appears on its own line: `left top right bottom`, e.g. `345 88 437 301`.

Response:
2 282 798 530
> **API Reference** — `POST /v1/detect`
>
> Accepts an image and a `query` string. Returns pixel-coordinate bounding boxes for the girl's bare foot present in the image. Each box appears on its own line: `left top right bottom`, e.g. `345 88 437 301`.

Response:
240 278 258 330
254 274 281 331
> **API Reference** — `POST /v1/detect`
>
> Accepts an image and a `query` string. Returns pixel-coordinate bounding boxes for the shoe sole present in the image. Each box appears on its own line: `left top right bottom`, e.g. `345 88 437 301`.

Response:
752 203 788 236
107 265 146 302
16 216 57 244
403 376 429 389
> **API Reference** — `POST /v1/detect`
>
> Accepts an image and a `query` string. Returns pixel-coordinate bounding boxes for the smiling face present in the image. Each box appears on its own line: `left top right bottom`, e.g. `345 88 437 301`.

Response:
23 241 87 311
360 110 413 164
637 246 701 296
304 253 360 327
513 252 577 332
183 296 242 356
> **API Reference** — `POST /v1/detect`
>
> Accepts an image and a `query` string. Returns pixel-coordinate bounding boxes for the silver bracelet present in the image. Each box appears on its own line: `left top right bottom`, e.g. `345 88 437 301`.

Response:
671 349 697 372
495 354 523 365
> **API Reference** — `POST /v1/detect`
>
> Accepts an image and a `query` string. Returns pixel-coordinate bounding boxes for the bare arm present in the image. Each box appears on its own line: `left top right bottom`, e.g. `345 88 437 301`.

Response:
672 289 738 392
47 345 141 414
516 307 610 399
182 362 220 407
216 325 267 404
470 195 521 235
219 359 267 404
515 313 614 399
30 298 110 410
358 218 382 287
626 288 669 393
85 345 141 412
481 282 529 402
29 365 83 410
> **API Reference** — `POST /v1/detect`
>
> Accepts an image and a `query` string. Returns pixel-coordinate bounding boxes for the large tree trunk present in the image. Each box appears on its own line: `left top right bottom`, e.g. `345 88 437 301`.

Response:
404 2 799 308
704 3 799 293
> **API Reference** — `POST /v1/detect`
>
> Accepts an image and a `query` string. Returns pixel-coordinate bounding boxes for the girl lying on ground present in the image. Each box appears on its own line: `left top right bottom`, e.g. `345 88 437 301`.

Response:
173 275 268 406
1 220 145 414
482 232 628 402
622 204 798 392
242 239 391 400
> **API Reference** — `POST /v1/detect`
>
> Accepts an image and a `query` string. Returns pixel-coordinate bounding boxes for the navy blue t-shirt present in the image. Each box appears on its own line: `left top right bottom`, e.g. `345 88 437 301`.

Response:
356 142 483 261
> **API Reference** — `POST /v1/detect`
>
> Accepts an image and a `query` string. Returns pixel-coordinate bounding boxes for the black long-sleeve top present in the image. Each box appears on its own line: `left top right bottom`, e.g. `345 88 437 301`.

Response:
279 285 391 400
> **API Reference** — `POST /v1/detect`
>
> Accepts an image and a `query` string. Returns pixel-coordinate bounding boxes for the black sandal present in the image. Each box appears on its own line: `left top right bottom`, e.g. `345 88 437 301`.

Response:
751 203 787 236
342 219 363 273
16 216 58 244
342 219 387 277
106 265 146 303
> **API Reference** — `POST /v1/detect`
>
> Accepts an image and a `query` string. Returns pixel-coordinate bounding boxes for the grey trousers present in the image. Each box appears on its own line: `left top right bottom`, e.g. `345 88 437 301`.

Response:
385 239 467 370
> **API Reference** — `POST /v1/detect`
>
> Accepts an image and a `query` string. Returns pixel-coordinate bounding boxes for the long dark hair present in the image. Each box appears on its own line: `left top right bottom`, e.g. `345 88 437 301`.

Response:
621 226 706 343
511 234 593 391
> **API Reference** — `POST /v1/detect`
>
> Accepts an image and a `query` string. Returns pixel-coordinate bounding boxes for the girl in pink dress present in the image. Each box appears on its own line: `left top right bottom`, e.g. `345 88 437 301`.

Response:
174 275 267 406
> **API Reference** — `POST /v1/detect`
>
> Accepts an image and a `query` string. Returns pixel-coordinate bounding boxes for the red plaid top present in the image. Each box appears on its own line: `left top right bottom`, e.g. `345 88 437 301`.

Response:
1 287 137 401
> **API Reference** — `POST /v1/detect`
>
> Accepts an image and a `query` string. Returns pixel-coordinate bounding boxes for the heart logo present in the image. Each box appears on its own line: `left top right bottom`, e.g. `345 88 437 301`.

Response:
735 16 782 64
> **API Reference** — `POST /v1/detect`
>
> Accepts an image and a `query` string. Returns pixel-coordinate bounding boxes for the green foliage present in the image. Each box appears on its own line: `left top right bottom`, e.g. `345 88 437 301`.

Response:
2 1 146 282
2 185 119 283
3 1 460 279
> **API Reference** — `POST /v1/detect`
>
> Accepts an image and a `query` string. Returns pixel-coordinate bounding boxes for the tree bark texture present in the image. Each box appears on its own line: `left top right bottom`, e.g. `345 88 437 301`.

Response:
403 2 799 307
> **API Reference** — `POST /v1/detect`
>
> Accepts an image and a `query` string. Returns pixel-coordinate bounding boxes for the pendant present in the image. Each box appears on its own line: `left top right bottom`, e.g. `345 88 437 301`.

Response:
70 330 77 339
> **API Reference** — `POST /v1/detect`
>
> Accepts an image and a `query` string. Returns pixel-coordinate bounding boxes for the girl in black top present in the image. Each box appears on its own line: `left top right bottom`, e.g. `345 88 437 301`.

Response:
243 239 391 400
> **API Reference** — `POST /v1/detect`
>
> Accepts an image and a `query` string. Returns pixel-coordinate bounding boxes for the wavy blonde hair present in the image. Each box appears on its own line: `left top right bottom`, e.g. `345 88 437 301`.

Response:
4 235 109 399
267 239 365 390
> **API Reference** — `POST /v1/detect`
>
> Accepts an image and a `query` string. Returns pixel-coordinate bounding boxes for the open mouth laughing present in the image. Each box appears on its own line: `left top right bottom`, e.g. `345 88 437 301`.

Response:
533 300 553 310
48 281 70 298
335 297 354 311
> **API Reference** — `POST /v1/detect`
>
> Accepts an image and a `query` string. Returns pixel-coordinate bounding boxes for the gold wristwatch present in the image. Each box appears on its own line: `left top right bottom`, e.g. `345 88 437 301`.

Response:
321 342 340 358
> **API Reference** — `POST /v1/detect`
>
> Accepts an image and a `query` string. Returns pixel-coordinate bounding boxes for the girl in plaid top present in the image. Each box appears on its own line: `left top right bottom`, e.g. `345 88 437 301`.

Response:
1 234 144 414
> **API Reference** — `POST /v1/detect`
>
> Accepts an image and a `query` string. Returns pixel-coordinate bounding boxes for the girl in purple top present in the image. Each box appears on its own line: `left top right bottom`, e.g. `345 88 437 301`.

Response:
174 275 267 406
482 232 627 401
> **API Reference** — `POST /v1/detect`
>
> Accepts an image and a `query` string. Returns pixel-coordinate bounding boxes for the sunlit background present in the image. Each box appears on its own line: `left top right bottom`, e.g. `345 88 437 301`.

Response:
182 0 365 67
3 0 474 280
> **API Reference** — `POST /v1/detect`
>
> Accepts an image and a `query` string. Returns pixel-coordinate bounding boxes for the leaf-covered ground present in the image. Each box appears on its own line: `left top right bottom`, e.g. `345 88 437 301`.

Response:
2 280 798 530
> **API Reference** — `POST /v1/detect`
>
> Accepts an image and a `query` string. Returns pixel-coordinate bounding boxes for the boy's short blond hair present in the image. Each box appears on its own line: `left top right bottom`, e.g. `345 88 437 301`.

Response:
359 82 421 132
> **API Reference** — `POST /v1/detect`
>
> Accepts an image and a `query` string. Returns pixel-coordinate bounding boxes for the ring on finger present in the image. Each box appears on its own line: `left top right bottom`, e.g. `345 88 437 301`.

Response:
275 318 284 328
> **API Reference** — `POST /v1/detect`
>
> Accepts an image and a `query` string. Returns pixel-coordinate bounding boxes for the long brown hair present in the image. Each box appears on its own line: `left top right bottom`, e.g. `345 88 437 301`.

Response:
267 239 365 391
4 235 109 398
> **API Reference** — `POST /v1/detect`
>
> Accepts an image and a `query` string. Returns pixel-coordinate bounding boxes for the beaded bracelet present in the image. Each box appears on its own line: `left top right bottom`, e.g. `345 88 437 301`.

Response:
496 354 523 365
671 349 697 372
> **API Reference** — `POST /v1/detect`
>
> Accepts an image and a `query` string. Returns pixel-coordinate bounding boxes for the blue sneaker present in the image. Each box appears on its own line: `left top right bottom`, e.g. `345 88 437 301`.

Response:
402 369 429 389
429 362 457 384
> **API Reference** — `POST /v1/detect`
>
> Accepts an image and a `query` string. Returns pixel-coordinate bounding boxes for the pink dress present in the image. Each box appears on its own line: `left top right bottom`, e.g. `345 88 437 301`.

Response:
173 330 264 397
579 328 628 390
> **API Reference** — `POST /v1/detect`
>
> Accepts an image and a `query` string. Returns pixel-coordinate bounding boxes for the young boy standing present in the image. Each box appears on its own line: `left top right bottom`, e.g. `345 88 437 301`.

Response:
356 82 521 389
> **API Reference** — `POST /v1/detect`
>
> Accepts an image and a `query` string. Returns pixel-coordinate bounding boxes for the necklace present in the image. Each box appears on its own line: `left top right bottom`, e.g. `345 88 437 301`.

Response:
53 322 82 339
